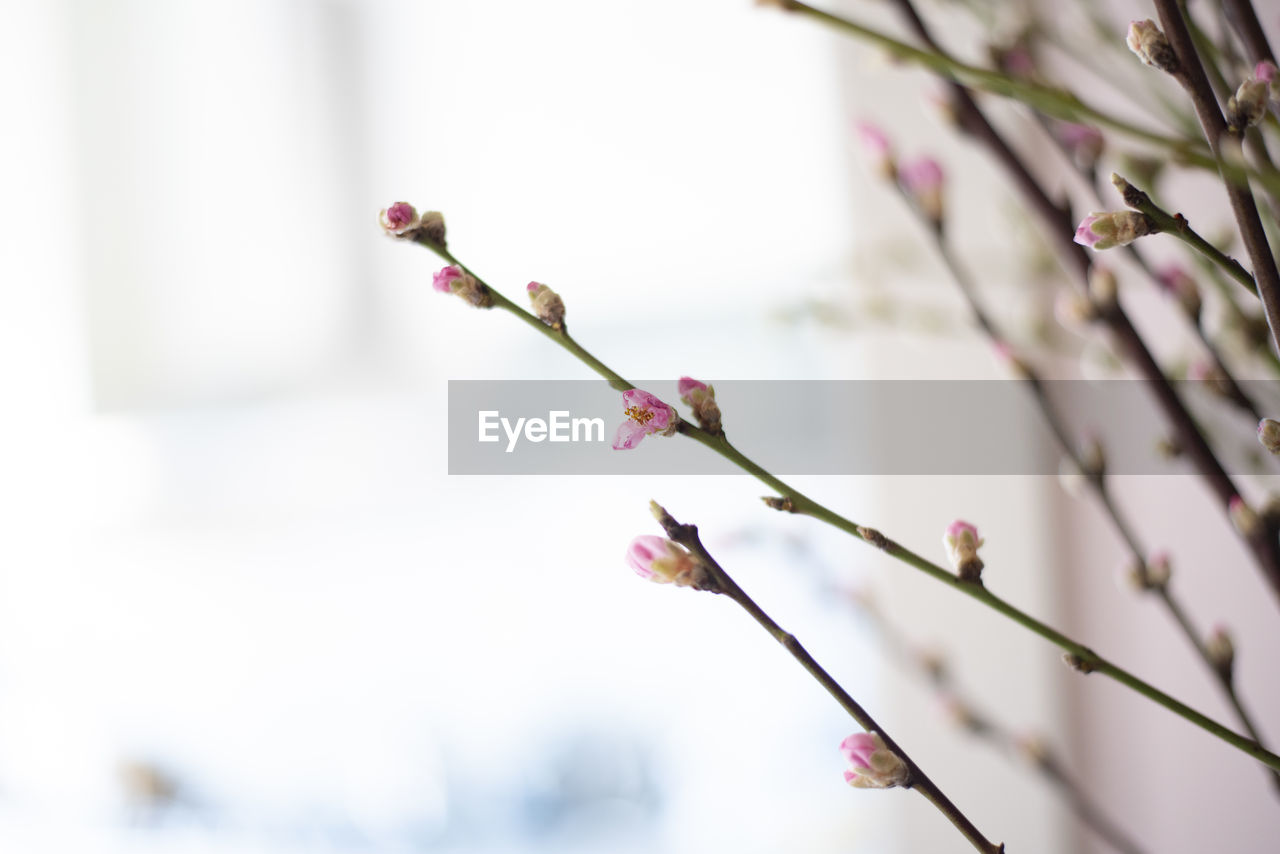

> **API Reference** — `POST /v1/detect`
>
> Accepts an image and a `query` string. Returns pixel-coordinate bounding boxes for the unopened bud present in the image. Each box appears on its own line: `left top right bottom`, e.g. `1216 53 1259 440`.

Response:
899 157 945 224
379 201 421 236
677 376 722 434
1127 19 1178 74
526 281 566 329
840 732 910 789
1229 496 1261 537
1145 551 1171 588
943 520 984 582
1258 418 1280 454
1054 122 1105 170
1074 211 1157 250
625 535 704 587
1156 436 1182 458
1206 625 1235 677
1227 78 1270 131
418 210 447 246
1156 266 1202 320
855 122 895 179
432 265 493 308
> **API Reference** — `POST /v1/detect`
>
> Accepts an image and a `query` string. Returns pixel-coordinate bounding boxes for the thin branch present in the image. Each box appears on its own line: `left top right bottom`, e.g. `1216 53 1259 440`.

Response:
392 228 1280 772
874 0 1280 608
847 589 1148 854
888 176 1280 793
650 503 1005 854
1154 1 1280 357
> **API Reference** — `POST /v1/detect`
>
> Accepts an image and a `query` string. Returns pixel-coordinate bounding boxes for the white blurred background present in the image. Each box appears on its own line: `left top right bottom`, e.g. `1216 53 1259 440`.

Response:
2 0 1278 852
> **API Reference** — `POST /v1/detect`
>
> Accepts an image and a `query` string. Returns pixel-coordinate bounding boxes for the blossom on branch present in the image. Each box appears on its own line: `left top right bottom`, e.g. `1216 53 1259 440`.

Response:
840 732 909 789
943 520 984 582
626 535 701 586
1126 20 1178 74
432 265 492 307
613 389 679 450
678 376 722 434
1073 211 1156 250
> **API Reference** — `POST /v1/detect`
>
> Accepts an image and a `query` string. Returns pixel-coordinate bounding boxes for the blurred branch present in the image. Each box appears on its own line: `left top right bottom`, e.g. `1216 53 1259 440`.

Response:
650 502 1006 854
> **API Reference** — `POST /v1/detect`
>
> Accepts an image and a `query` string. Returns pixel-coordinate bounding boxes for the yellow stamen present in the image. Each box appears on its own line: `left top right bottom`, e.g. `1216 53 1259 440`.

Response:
625 405 655 425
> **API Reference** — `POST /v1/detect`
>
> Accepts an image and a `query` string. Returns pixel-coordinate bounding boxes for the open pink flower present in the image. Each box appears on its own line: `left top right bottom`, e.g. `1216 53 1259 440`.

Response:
612 389 678 450
840 732 909 789
626 535 699 585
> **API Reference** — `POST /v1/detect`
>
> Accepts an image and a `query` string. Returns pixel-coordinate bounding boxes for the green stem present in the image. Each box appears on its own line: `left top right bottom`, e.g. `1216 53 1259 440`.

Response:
771 1 1280 198
407 235 1280 773
1112 174 1260 297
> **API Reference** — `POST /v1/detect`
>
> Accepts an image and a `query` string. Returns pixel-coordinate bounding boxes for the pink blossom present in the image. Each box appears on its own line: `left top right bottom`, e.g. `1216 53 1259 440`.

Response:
626 535 699 585
379 201 421 236
613 389 679 450
1055 123 1104 165
677 377 707 399
1256 60 1278 84
943 520 984 580
1073 211 1153 250
839 732 909 789
433 265 466 293
899 157 944 221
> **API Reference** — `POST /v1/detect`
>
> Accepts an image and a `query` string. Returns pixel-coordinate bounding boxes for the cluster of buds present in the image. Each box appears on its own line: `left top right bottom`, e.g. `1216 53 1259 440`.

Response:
1155 266 1203 321
1226 64 1274 132
899 157 945 225
678 377 722 435
1205 625 1235 679
1126 19 1178 75
625 535 706 587
943 520 984 583
1123 551 1172 592
526 281 566 330
433 265 492 308
1258 418 1280 455
1229 496 1261 538
613 389 679 450
1073 211 1157 250
379 202 447 247
839 732 910 789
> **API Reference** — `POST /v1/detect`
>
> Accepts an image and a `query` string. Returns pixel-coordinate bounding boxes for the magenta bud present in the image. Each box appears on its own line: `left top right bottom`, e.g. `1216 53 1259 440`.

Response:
840 732 909 789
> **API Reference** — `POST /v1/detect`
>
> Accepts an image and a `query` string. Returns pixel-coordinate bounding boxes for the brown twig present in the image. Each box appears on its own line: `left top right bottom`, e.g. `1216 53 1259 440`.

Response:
890 178 1280 793
649 502 1006 854
877 0 1280 608
1154 1 1280 359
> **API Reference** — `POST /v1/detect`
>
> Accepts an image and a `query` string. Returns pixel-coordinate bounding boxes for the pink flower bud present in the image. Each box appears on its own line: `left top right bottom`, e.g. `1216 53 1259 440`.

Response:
1155 265 1202 319
613 389 679 450
1145 551 1172 588
1229 496 1261 537
678 376 722 434
1073 211 1155 250
432 265 491 307
379 201 421 236
943 520 984 581
840 732 909 789
855 121 895 178
899 157 945 222
1259 418 1280 454
1227 77 1270 130
1127 20 1178 74
1054 122 1104 168
526 281 566 329
1257 60 1278 84
626 535 700 586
